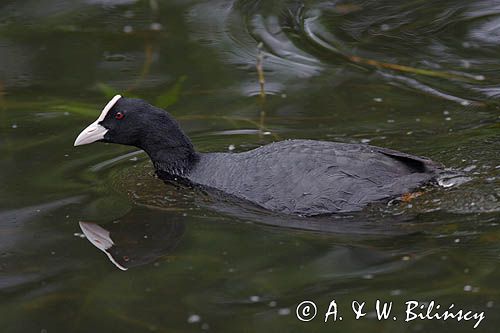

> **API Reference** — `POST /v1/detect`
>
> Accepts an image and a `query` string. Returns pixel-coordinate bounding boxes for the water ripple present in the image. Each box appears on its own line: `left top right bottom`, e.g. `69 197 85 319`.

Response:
187 0 497 103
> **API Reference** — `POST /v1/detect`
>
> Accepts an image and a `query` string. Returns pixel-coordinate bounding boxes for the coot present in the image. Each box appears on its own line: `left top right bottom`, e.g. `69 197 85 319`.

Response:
75 95 442 216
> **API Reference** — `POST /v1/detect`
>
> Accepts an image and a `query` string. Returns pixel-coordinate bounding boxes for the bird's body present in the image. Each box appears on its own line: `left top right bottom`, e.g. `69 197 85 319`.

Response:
75 96 443 216
166 140 440 215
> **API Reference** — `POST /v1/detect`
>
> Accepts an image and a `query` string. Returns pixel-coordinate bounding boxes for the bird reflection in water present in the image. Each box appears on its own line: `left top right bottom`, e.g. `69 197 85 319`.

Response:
79 208 185 270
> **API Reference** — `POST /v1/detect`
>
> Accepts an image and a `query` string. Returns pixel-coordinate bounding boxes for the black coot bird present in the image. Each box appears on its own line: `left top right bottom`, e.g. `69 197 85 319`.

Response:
75 95 442 216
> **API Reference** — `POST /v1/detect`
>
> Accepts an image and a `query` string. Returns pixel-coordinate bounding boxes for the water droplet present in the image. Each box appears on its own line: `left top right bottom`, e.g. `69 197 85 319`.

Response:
187 314 201 324
278 308 291 315
150 22 162 31
249 295 260 302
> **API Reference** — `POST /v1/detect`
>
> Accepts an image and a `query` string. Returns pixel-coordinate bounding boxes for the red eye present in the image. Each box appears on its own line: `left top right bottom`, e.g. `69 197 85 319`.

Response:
115 112 124 120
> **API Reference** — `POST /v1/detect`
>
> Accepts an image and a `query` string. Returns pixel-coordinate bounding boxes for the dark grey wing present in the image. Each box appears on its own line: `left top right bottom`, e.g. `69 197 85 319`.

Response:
190 140 441 215
373 145 443 173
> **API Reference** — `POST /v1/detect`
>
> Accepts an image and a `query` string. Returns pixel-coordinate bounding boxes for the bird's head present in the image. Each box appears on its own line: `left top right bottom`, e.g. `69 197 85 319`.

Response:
74 95 196 174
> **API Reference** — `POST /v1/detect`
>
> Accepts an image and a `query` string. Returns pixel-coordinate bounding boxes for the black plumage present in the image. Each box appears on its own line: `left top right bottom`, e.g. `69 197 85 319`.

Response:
75 96 443 216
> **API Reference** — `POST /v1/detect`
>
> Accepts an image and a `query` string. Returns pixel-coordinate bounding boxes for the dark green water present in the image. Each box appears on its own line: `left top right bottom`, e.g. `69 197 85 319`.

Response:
0 0 499 332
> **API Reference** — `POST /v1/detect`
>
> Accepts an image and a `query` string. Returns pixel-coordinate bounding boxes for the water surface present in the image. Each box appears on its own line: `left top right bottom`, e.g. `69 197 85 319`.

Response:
0 0 499 332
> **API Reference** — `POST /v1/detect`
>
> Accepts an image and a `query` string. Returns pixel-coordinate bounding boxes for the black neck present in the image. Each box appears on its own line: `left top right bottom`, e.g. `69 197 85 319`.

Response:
149 146 198 177
136 119 198 176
